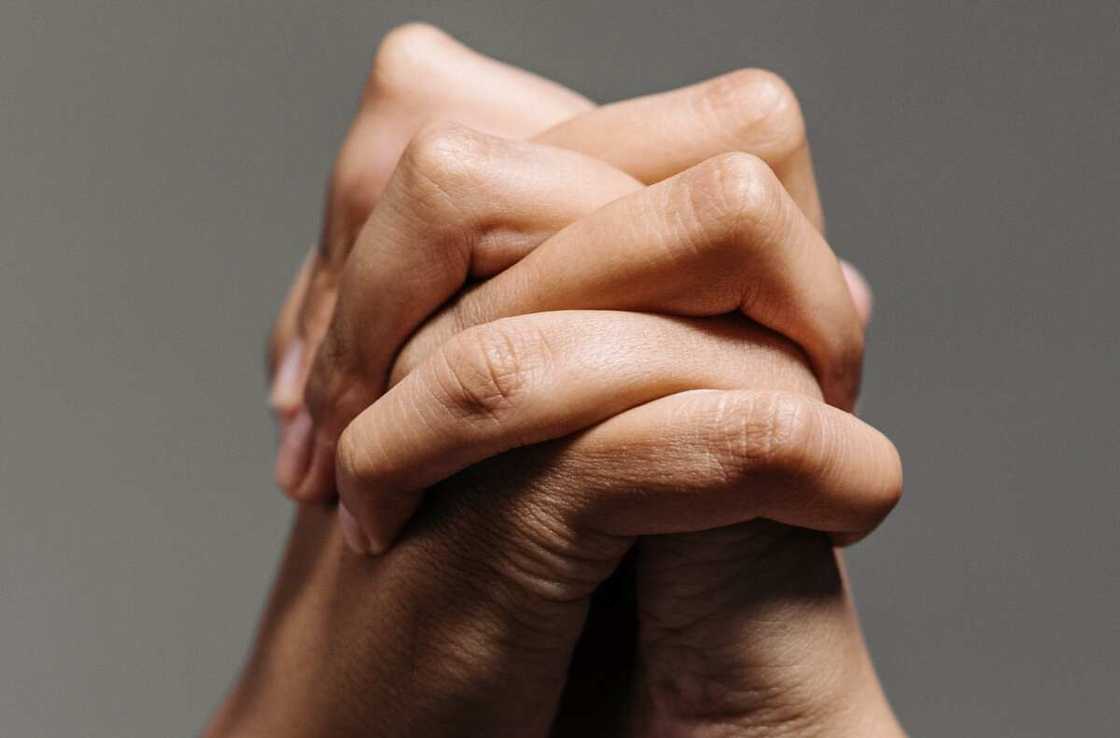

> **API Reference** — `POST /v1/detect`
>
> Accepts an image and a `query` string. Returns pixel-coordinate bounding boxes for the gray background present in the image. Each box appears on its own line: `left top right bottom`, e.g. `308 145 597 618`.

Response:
2 1 1117 735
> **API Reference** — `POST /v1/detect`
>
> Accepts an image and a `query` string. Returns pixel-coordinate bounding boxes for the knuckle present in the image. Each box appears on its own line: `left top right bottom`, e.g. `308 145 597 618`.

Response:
435 321 536 422
713 391 814 472
487 498 619 605
367 23 450 95
427 462 627 610
686 152 785 241
399 122 490 203
699 68 807 162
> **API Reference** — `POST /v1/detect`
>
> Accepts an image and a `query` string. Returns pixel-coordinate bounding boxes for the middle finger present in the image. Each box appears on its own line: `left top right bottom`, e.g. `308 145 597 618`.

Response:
396 153 863 410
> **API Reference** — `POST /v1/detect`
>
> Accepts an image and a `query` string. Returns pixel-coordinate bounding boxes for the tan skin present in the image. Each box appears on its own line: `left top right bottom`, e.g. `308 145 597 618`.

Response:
212 24 905 737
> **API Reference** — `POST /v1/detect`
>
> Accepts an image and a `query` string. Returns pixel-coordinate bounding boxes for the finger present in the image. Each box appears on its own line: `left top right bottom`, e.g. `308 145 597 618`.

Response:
534 389 901 542
536 68 823 230
339 379 901 553
273 26 593 498
335 311 819 553
267 245 315 417
397 153 864 410
295 23 593 394
267 246 316 491
294 127 639 502
327 23 593 261
840 260 873 326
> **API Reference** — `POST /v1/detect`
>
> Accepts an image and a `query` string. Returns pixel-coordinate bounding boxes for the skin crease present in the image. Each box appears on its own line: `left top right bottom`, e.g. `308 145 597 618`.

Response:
217 23 906 738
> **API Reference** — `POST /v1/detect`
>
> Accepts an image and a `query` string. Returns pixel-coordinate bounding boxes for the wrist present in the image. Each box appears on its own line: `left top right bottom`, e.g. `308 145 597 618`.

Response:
626 522 904 737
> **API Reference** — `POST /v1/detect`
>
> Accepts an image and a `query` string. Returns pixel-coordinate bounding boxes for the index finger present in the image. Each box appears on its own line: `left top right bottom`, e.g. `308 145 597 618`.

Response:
536 68 823 230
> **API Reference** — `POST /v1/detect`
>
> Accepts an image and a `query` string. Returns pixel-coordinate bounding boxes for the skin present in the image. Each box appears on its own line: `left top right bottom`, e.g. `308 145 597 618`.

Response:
322 139 873 553
269 29 843 505
226 23 906 737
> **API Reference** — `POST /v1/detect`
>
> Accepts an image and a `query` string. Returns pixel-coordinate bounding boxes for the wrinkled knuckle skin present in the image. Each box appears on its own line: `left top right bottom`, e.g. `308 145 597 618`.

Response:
714 391 812 473
436 322 532 423
429 460 629 610
687 152 785 245
401 122 490 193
487 500 620 606
701 68 808 163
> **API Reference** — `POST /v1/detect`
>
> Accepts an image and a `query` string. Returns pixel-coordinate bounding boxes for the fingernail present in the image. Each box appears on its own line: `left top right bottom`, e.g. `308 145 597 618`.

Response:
274 408 312 491
839 261 873 326
338 502 372 555
269 339 305 417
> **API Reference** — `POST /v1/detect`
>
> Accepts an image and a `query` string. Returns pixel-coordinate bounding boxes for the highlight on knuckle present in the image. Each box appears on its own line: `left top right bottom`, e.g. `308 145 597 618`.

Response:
698 68 808 163
368 23 450 96
401 122 488 199
686 152 785 246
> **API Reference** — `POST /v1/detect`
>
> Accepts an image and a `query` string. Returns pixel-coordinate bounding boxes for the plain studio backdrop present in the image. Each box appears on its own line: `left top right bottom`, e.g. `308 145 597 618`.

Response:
2 1 1117 735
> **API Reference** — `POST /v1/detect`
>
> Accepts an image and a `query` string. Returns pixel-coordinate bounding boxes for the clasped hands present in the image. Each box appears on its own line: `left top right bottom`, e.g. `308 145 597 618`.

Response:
209 24 905 738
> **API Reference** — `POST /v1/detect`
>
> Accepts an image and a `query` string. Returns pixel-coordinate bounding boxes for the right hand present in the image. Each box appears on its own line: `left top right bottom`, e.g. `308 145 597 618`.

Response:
212 311 900 738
